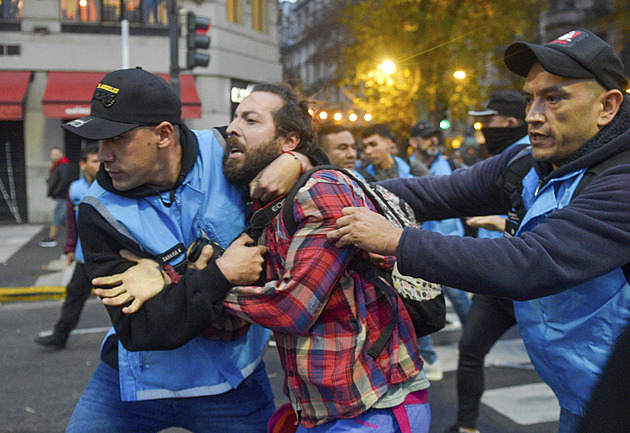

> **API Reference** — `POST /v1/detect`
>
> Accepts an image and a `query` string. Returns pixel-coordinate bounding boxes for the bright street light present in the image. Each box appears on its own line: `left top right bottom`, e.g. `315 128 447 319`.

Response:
378 60 396 75
453 70 466 80
319 111 328 120
349 113 358 122
334 112 342 121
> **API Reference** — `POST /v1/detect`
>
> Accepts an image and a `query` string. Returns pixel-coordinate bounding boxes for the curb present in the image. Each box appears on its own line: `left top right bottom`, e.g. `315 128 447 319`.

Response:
0 286 66 303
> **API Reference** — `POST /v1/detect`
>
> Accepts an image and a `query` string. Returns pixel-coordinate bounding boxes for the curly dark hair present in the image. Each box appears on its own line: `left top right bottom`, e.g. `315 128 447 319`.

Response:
250 83 319 156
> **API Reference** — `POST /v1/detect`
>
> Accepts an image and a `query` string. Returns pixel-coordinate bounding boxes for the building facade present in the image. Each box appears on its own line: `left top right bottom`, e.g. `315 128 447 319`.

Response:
0 0 281 223
279 0 351 115
278 0 629 134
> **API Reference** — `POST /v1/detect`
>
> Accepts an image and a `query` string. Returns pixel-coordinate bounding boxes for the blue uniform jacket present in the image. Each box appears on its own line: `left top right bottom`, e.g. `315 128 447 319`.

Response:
79 127 270 401
377 98 630 416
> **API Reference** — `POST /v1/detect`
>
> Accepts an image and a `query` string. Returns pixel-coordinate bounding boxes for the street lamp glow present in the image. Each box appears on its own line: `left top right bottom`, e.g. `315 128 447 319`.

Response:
319 111 328 120
349 113 358 122
453 70 466 80
379 60 396 75
334 112 342 121
364 113 373 122
473 121 483 130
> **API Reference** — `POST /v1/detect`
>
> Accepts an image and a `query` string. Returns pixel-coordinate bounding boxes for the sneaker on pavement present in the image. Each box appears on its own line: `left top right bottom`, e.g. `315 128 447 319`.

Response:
39 237 58 247
423 359 443 381
34 333 67 349
268 332 277 347
444 425 480 433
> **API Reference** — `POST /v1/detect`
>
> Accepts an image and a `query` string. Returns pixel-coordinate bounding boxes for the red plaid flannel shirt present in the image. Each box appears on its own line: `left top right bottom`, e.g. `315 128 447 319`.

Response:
224 170 422 427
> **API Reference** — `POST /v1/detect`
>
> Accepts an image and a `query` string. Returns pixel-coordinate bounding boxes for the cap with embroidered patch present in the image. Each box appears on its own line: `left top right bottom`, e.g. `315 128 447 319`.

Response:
62 67 181 140
504 29 628 91
468 90 526 121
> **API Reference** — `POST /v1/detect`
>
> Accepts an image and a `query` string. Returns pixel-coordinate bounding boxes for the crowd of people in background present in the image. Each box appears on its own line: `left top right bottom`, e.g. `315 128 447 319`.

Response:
34 28 630 433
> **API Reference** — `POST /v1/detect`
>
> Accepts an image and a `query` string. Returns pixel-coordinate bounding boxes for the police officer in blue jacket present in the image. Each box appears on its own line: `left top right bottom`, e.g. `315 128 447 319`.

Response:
61 68 281 433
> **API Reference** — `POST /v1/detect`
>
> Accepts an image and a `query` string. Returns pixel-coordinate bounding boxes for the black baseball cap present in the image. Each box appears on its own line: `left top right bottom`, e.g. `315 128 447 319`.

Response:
468 90 526 121
62 67 182 140
410 120 439 138
504 29 628 91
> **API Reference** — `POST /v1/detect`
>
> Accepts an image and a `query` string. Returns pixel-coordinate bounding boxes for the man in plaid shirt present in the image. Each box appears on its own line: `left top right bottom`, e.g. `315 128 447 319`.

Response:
97 83 430 432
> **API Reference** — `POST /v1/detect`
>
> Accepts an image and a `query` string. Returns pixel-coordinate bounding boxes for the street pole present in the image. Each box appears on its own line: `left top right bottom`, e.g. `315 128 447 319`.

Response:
168 0 180 97
121 19 129 69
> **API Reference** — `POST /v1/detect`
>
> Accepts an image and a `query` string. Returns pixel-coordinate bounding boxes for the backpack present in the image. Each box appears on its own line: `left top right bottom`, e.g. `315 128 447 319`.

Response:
247 165 446 358
498 146 630 281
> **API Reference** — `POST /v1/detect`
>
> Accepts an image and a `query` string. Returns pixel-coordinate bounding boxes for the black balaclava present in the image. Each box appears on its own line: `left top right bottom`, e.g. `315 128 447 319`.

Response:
482 123 528 155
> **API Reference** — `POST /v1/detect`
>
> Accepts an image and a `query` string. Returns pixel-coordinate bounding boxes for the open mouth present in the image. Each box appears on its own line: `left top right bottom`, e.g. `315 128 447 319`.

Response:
226 137 246 158
529 131 550 145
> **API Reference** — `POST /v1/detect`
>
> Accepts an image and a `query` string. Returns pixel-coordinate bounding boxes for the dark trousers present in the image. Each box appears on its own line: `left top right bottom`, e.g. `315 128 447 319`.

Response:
456 294 516 428
54 262 93 338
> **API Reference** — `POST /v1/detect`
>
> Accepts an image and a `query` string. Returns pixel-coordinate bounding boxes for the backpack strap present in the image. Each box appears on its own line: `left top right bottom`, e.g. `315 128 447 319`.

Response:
446 157 462 172
497 147 534 238
352 259 400 359
281 165 345 237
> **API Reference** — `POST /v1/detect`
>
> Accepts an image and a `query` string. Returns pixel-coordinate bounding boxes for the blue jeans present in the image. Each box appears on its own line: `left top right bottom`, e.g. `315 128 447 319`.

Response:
52 198 67 226
443 286 471 324
418 286 471 363
67 360 275 433
417 334 438 364
296 400 430 432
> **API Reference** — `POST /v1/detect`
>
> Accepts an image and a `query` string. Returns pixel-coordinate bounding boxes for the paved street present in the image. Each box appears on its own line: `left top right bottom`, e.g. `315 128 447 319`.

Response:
0 224 559 433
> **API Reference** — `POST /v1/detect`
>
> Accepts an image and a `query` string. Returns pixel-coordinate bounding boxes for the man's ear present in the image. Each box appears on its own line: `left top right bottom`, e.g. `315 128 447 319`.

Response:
597 89 624 128
155 121 175 148
279 131 300 152
506 117 520 127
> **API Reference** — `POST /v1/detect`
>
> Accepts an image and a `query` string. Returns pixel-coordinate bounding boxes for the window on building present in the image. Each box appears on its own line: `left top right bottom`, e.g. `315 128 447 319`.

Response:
252 0 267 32
60 0 168 25
227 0 242 24
1 0 22 19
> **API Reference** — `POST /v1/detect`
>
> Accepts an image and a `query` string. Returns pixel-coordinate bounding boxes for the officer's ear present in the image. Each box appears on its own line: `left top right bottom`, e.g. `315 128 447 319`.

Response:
155 121 175 149
597 89 623 128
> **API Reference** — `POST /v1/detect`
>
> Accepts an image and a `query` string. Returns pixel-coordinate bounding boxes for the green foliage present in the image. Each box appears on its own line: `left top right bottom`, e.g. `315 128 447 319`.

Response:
338 0 544 129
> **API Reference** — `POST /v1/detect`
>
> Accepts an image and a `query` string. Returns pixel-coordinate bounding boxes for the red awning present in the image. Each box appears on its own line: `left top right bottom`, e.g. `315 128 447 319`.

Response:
167 74 202 119
0 71 32 121
42 71 201 119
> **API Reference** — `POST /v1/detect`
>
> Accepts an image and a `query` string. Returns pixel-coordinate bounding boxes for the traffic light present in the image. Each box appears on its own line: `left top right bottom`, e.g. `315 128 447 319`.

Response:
186 11 210 70
439 119 451 130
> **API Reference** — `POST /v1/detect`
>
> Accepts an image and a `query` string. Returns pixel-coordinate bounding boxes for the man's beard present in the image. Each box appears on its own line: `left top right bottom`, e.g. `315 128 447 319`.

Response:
223 136 283 187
